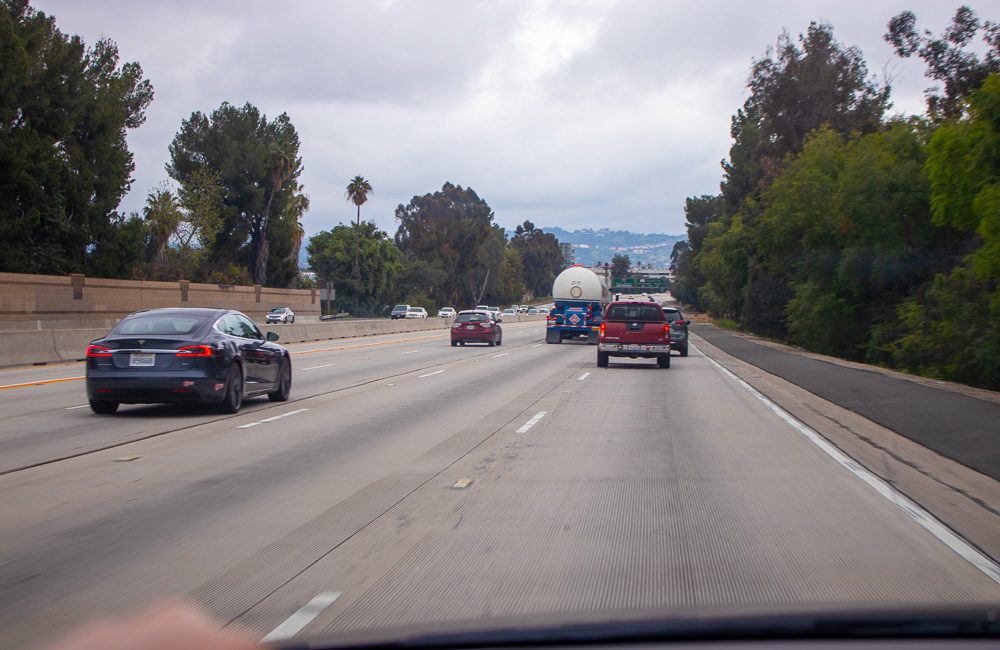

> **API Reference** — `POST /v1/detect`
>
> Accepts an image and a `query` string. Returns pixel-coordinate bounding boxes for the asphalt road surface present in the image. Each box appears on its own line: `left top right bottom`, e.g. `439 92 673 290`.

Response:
1 322 999 648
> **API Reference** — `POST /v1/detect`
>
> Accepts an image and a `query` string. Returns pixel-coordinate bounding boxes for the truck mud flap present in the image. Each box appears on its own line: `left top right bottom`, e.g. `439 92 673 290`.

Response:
586 330 599 345
546 329 562 344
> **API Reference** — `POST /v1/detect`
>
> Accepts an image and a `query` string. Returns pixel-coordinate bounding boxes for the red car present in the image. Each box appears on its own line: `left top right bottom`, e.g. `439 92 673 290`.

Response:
451 310 503 346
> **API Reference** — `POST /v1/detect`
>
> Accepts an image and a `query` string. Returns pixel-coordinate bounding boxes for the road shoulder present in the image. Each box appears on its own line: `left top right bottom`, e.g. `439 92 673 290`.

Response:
691 332 1000 564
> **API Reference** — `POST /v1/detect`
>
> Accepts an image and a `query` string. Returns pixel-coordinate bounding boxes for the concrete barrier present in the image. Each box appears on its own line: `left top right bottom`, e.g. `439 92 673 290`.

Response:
0 315 548 368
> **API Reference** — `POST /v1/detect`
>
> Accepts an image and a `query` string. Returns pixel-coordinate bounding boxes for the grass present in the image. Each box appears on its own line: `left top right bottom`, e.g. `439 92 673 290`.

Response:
714 318 739 330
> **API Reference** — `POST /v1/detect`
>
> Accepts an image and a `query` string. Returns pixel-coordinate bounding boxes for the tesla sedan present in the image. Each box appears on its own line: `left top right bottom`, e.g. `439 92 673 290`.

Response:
85 308 292 414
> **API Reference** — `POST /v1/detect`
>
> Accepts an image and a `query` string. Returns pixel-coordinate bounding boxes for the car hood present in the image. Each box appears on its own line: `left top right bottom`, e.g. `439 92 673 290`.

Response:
276 604 1000 649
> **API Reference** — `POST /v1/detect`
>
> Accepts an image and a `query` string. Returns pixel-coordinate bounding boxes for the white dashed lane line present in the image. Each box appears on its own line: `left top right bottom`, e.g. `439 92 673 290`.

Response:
64 405 89 410
418 370 446 379
401 350 421 355
516 411 547 433
237 408 310 430
492 352 509 358
578 372 591 381
261 591 341 642
301 363 335 371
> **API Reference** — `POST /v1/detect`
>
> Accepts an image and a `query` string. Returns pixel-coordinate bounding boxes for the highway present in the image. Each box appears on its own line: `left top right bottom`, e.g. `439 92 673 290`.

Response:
1 319 999 647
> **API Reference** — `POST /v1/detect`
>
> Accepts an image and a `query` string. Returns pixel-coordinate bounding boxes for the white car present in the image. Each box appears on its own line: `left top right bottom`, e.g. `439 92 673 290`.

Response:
405 307 428 319
438 307 457 318
501 308 517 320
475 305 502 321
265 307 295 324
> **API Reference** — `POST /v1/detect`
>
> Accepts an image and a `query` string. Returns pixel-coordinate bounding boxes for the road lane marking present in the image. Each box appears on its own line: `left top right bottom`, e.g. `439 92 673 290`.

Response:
0 375 84 391
418 370 446 378
401 350 421 355
700 345 1000 586
531 344 543 348
492 352 509 358
452 478 473 489
260 591 341 642
578 372 591 381
301 363 336 370
65 404 89 410
237 408 310 429
516 411 547 433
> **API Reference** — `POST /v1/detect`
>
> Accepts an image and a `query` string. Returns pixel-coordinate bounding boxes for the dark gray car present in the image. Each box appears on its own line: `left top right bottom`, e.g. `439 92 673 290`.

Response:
662 306 690 356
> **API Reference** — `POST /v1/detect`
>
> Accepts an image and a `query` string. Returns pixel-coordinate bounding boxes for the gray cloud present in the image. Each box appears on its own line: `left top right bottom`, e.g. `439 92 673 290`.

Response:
31 0 970 238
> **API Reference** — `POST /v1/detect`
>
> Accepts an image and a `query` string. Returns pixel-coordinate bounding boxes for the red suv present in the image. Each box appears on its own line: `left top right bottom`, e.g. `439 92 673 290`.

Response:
451 310 503 347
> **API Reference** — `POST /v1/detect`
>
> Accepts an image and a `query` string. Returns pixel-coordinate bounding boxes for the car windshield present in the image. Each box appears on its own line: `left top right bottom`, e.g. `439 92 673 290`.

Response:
8 3 1000 649
114 315 203 336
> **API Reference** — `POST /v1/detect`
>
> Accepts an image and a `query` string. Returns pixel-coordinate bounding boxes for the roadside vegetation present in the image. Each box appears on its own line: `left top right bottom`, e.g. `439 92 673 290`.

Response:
671 7 1000 389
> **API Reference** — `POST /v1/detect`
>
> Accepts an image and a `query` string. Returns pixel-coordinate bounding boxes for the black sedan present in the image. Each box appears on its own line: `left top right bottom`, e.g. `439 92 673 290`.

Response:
85 308 292 414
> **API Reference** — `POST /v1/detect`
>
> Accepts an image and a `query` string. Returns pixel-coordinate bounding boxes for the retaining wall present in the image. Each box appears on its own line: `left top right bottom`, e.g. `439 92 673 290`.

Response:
0 315 547 368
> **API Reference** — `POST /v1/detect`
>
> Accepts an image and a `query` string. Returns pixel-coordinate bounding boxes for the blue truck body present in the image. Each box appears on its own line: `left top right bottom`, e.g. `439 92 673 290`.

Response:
545 299 604 344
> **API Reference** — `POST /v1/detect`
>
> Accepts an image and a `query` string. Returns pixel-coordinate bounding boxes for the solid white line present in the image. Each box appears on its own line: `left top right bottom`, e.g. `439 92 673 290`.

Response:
578 372 591 381
64 405 89 410
492 352 509 358
260 591 341 642
301 363 335 371
418 369 446 378
698 343 1000 585
516 411 547 433
237 408 309 429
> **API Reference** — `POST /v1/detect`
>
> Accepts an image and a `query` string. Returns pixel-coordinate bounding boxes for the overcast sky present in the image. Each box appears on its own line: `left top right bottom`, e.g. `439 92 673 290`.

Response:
31 0 970 237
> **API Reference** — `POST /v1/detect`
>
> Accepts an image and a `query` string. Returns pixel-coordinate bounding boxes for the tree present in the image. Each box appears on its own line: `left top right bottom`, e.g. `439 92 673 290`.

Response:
345 176 373 311
395 183 505 307
509 221 563 298
885 6 1000 119
0 0 153 275
497 247 527 305
142 185 183 278
167 102 303 287
611 254 631 281
306 222 402 316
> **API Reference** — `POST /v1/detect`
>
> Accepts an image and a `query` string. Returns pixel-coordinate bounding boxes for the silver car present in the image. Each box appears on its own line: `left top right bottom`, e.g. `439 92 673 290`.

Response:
265 307 295 324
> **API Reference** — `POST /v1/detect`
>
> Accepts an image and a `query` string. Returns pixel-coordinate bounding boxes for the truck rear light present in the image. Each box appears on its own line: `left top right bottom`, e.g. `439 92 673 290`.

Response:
599 322 606 337
664 323 671 336
176 345 213 357
86 344 112 357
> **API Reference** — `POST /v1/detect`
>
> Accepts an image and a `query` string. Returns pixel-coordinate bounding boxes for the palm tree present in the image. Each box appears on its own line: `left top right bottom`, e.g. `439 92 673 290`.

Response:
345 176 373 312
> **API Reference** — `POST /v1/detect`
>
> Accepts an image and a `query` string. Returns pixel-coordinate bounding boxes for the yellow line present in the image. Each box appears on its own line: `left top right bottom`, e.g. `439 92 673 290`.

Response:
0 376 84 391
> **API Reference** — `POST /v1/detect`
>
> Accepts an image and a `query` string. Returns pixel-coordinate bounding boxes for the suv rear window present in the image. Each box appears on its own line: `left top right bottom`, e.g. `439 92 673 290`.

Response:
456 313 489 323
606 304 664 322
662 309 683 322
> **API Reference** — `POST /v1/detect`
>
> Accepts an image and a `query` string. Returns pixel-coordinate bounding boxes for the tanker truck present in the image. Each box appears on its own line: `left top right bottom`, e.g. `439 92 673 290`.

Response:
545 266 610 344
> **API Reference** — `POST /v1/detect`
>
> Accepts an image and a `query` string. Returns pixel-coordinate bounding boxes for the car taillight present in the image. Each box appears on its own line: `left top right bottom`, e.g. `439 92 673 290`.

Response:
86 344 112 357
176 345 213 357
663 322 671 336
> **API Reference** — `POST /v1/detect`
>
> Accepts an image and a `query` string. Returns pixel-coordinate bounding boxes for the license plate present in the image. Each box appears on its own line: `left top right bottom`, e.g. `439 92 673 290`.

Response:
129 353 156 367
466 325 476 330
627 344 643 351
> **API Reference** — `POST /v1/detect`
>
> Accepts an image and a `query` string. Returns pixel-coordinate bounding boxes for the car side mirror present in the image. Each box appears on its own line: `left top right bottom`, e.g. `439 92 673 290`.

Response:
266 331 280 342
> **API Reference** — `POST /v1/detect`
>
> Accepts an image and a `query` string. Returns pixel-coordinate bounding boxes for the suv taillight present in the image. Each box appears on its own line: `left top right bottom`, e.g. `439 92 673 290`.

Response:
177 345 213 357
86 344 112 357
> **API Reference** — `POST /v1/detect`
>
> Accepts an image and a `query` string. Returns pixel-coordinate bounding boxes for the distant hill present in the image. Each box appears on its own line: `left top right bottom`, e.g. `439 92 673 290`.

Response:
536 227 686 267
